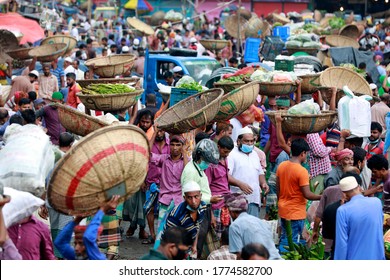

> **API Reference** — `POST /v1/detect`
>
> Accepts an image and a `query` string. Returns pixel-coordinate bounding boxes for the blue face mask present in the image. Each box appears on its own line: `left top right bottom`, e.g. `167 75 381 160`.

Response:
240 144 254 153
198 160 210 171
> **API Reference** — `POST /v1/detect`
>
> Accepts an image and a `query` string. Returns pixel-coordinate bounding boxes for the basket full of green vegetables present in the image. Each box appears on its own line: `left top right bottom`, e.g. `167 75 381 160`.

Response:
213 66 254 93
77 83 144 111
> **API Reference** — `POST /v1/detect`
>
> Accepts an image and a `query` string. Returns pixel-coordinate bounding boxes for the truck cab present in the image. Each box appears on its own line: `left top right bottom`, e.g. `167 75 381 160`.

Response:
143 49 222 106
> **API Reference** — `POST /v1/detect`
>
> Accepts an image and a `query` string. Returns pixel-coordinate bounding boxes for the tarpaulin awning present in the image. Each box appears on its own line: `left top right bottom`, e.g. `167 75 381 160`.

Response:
0 13 44 44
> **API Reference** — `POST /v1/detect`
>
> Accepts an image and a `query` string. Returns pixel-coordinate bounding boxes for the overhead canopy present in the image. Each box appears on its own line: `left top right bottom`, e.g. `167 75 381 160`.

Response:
0 13 44 44
124 0 154 12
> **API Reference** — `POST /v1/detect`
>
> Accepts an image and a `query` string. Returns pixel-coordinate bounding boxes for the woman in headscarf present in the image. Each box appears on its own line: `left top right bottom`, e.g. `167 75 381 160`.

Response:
323 148 354 189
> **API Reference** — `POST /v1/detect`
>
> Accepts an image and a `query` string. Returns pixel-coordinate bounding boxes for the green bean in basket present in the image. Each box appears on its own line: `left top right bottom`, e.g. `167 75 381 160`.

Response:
82 83 136 95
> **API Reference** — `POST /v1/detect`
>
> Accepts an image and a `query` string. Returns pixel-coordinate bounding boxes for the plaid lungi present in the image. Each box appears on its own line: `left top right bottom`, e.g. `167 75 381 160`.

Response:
87 213 120 255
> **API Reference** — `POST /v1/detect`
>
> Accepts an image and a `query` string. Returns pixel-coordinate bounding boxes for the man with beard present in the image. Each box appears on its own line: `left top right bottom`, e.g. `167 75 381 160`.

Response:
39 64 59 101
65 73 81 109
35 92 66 145
123 110 155 240
228 126 269 218
364 122 386 160
141 227 193 260
54 196 120 260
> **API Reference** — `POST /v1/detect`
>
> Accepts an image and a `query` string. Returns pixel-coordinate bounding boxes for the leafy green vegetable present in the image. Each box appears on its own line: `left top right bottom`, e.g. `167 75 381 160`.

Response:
176 81 203 91
218 74 250 83
340 63 367 78
328 17 345 29
83 83 136 95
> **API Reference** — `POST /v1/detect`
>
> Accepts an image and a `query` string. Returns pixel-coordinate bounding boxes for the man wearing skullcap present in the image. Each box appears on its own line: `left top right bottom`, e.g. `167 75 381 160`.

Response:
225 193 281 260
324 148 354 189
35 92 66 145
228 126 269 218
54 196 120 260
334 175 385 260
162 181 207 257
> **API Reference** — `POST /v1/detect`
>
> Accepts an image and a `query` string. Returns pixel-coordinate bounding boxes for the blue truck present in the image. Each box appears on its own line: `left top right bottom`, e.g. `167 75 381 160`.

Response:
142 49 222 107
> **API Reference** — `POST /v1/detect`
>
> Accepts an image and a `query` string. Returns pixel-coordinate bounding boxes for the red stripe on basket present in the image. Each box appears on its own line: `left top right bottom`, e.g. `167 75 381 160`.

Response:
65 143 148 210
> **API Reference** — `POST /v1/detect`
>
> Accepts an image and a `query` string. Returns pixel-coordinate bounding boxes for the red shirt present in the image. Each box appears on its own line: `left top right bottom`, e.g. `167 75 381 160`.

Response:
66 84 81 109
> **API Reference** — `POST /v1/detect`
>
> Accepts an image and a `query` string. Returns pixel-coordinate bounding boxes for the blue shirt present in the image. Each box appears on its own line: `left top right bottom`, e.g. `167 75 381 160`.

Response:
51 67 64 89
54 210 106 260
334 195 385 260
164 201 207 241
260 107 271 148
229 212 282 260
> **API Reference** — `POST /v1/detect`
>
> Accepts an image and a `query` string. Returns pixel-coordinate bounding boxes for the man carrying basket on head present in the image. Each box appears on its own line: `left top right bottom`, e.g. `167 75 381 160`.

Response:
54 196 120 260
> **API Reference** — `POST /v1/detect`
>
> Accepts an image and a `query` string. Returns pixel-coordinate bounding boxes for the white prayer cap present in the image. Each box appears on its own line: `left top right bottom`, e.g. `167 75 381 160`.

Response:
182 181 201 193
339 176 359 192
238 126 253 137
369 83 377 90
172 66 183 73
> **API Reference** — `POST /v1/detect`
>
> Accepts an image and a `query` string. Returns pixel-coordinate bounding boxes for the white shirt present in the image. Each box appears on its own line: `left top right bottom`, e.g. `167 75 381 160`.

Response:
228 146 264 205
229 118 243 142
71 27 79 41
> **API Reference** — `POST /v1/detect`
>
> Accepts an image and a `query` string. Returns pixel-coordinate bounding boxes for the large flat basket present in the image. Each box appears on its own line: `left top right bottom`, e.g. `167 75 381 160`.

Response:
266 110 338 135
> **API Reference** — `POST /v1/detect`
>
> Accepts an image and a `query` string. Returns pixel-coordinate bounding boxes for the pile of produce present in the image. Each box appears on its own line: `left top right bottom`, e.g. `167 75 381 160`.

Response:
288 99 320 115
164 10 183 21
340 63 366 78
81 84 137 95
219 66 254 83
250 70 298 83
285 34 322 49
328 17 345 30
176 76 204 91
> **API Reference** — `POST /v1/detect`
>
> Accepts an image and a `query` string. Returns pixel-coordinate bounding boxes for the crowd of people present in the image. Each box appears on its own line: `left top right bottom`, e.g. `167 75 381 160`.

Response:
0 6 390 261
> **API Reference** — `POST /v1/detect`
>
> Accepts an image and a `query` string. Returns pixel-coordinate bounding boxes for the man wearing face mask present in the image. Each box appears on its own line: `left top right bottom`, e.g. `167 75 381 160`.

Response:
228 126 269 218
141 227 193 260
180 138 223 258
163 181 207 258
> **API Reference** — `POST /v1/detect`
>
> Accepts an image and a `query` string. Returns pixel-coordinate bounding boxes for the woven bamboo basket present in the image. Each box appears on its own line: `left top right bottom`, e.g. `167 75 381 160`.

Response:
298 73 321 94
214 81 246 93
77 89 143 111
272 13 290 25
339 24 360 39
0 29 19 51
28 43 67 62
199 39 228 51
6 47 34 60
155 88 224 134
214 81 260 122
225 14 248 38
47 125 150 216
286 47 320 56
266 110 338 135
259 80 299 97
325 35 359 48
85 54 136 78
54 103 109 136
77 77 140 89
40 35 78 55
320 66 371 96
319 87 365 107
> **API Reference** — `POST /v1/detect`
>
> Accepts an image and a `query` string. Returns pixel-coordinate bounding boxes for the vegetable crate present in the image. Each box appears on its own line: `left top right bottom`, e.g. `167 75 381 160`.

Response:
259 36 285 61
275 58 295 72
273 26 290 42
169 88 199 107
244 38 261 63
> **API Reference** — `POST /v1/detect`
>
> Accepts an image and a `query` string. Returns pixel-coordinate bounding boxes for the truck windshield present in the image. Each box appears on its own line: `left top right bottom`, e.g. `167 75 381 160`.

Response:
182 60 221 85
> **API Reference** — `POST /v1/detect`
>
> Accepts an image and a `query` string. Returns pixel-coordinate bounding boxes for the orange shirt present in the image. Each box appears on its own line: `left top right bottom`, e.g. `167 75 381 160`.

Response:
66 84 81 109
276 161 309 220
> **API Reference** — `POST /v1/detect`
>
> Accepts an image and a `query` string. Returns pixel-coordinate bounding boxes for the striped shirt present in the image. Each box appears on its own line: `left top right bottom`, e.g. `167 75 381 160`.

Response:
164 201 207 241
51 67 65 89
